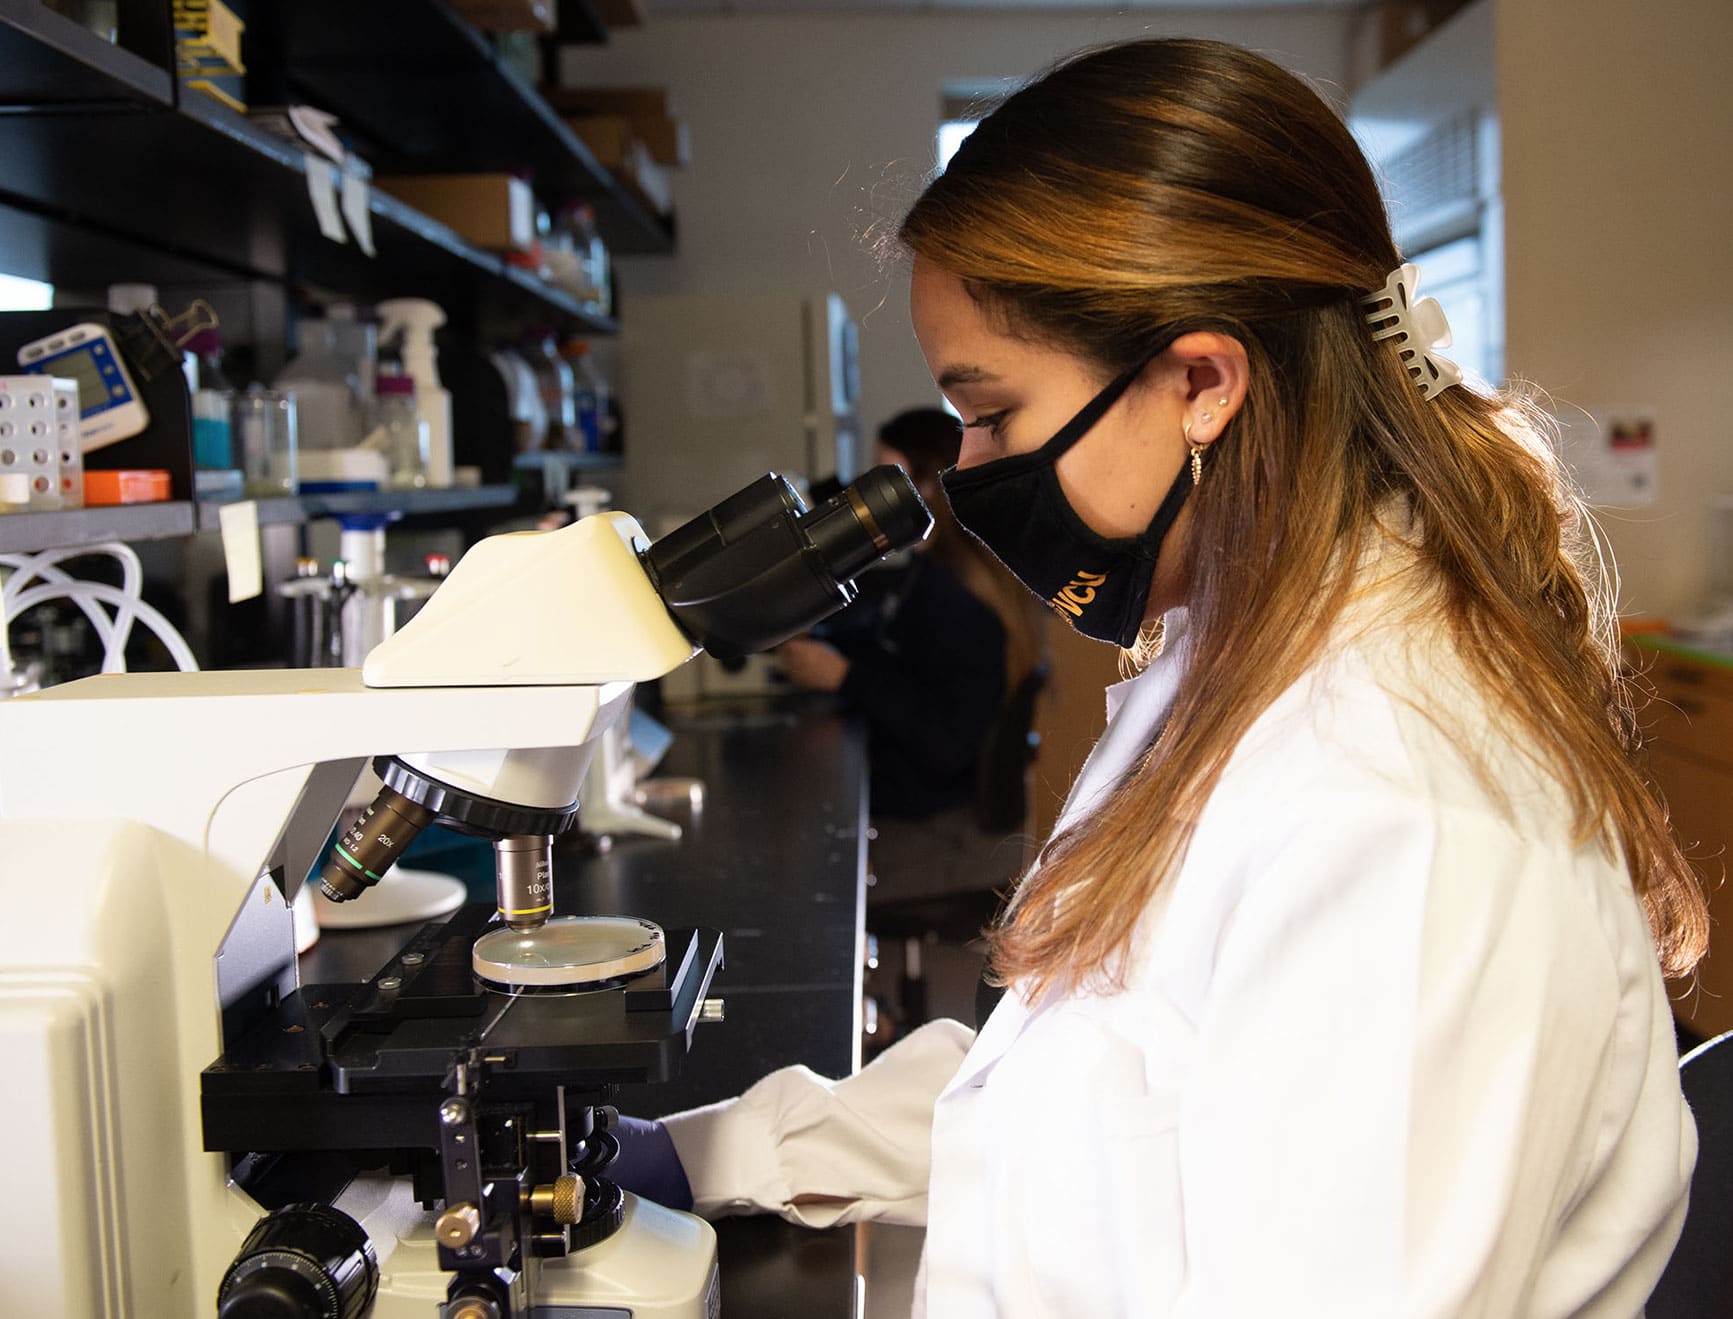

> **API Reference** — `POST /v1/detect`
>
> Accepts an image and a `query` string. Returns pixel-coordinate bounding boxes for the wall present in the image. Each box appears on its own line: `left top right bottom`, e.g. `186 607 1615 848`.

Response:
1497 0 1733 619
561 7 1357 444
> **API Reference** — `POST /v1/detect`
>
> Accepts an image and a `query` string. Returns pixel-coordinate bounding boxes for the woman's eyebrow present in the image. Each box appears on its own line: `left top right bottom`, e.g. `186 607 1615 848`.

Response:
937 365 1001 388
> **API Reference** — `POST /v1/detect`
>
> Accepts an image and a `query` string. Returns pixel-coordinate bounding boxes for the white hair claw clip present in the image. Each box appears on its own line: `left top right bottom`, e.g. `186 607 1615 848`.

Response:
1362 262 1464 401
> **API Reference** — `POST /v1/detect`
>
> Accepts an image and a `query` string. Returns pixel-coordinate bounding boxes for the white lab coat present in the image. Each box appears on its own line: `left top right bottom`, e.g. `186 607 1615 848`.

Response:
665 534 1695 1317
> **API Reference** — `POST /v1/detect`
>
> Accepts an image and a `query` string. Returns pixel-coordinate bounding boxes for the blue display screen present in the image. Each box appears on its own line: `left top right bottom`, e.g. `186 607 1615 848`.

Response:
35 338 132 417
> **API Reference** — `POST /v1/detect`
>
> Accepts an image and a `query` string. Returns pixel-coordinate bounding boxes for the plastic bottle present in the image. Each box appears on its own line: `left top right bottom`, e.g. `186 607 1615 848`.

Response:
327 304 378 418
543 207 584 300
376 299 453 487
106 283 157 316
371 374 430 489
563 340 609 453
186 328 234 469
523 329 576 452
488 348 549 452
569 203 612 318
274 316 374 452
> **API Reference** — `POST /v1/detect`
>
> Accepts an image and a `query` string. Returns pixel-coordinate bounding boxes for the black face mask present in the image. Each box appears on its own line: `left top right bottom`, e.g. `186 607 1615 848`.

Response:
939 355 1195 648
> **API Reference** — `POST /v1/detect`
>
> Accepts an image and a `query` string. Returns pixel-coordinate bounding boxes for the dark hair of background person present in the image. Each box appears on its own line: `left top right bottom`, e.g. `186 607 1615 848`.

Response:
898 37 1708 997
878 406 1047 693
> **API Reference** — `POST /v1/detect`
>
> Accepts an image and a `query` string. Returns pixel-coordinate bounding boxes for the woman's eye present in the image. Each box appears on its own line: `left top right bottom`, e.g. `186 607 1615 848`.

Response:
964 410 1009 436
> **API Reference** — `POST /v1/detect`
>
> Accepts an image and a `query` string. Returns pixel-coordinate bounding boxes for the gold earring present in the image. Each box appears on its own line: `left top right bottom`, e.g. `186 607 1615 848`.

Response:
1217 396 1229 407
1185 418 1205 487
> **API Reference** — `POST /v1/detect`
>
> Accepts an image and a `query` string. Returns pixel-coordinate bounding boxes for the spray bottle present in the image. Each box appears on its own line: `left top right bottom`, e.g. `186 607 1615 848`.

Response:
376 298 453 487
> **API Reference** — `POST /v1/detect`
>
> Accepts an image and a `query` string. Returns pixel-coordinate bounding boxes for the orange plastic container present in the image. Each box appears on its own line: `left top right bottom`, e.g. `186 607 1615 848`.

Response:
83 469 172 506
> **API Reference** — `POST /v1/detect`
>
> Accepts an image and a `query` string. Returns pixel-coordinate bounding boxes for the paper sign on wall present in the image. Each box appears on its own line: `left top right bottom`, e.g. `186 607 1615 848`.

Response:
1557 405 1658 508
685 351 775 420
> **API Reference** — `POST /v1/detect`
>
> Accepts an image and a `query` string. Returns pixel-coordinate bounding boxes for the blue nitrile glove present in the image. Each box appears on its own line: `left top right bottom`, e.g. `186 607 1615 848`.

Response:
608 1114 695 1212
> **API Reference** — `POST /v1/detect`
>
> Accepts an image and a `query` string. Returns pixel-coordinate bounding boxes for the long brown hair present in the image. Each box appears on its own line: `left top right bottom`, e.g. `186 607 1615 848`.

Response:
899 39 1707 996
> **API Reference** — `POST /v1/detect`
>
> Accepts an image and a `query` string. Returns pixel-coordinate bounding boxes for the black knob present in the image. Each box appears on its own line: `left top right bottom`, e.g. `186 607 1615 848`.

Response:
218 1267 326 1319
218 1204 379 1319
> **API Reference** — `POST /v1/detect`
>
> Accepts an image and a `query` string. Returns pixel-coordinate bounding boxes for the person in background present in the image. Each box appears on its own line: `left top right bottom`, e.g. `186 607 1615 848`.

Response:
614 39 1705 1316
779 409 1045 908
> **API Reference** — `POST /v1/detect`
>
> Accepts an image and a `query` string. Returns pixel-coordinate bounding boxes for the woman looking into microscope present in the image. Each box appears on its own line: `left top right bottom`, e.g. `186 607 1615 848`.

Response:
616 38 1705 1316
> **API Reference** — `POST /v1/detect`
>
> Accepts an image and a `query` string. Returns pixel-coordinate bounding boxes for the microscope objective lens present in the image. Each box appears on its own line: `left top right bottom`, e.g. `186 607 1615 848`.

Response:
318 785 436 901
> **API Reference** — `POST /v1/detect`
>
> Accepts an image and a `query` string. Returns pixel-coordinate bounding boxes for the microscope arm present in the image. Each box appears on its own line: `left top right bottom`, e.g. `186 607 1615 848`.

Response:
322 469 934 920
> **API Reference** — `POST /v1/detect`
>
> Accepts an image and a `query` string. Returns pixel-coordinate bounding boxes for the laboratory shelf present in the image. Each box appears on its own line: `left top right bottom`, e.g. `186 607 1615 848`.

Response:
0 501 197 554
554 0 613 45
195 483 522 533
512 450 623 473
265 0 673 255
498 261 617 330
292 482 524 521
0 0 172 111
0 91 616 333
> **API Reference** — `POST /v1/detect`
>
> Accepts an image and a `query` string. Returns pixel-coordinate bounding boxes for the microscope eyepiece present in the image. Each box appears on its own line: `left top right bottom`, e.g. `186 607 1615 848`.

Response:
798 464 935 587
643 465 932 660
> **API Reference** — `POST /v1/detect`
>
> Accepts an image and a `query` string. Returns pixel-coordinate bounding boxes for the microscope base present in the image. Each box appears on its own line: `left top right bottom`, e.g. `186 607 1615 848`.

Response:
347 1183 718 1319
537 1192 719 1319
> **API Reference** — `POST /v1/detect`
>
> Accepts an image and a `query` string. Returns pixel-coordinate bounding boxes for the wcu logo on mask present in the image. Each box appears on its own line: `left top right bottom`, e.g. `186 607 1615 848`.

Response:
1049 569 1109 619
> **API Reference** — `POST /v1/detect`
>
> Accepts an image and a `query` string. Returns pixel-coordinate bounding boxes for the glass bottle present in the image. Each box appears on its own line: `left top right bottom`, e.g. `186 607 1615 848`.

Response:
372 374 430 489
234 386 298 496
186 328 234 470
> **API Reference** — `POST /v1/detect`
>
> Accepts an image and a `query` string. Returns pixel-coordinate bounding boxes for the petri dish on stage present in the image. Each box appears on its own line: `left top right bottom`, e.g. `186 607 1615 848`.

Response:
473 915 665 991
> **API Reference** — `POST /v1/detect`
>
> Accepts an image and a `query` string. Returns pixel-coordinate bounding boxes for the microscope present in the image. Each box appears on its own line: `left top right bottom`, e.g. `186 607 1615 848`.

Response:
0 469 929 1318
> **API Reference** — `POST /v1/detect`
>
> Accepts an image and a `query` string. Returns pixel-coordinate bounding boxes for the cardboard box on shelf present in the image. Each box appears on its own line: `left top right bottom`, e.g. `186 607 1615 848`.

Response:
632 117 689 169
591 0 646 28
624 145 673 217
375 173 536 252
546 85 674 120
173 0 245 76
450 0 556 33
568 115 636 170
551 86 690 167
564 118 672 218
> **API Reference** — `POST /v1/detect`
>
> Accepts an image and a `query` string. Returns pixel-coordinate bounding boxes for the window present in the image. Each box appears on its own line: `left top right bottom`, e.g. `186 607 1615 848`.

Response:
932 115 981 420
939 79 1016 171
1367 109 1503 386
1404 231 1496 389
0 273 52 312
937 119 976 171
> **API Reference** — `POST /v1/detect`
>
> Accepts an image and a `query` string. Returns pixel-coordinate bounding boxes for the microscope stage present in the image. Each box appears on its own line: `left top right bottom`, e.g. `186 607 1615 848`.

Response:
202 904 722 1156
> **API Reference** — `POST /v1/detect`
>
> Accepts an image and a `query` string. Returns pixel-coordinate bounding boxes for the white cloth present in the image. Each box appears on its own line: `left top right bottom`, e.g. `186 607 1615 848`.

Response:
665 566 1695 1318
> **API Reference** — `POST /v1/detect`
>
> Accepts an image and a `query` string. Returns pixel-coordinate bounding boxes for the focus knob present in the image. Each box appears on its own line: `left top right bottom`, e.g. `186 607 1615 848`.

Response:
530 1174 585 1224
217 1204 379 1319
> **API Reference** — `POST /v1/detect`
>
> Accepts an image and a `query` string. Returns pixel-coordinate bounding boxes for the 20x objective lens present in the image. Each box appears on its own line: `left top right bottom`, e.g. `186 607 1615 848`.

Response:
318 786 435 902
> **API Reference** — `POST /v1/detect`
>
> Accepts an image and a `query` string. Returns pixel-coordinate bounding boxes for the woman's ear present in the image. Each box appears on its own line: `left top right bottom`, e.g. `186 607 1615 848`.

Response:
1166 332 1249 448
